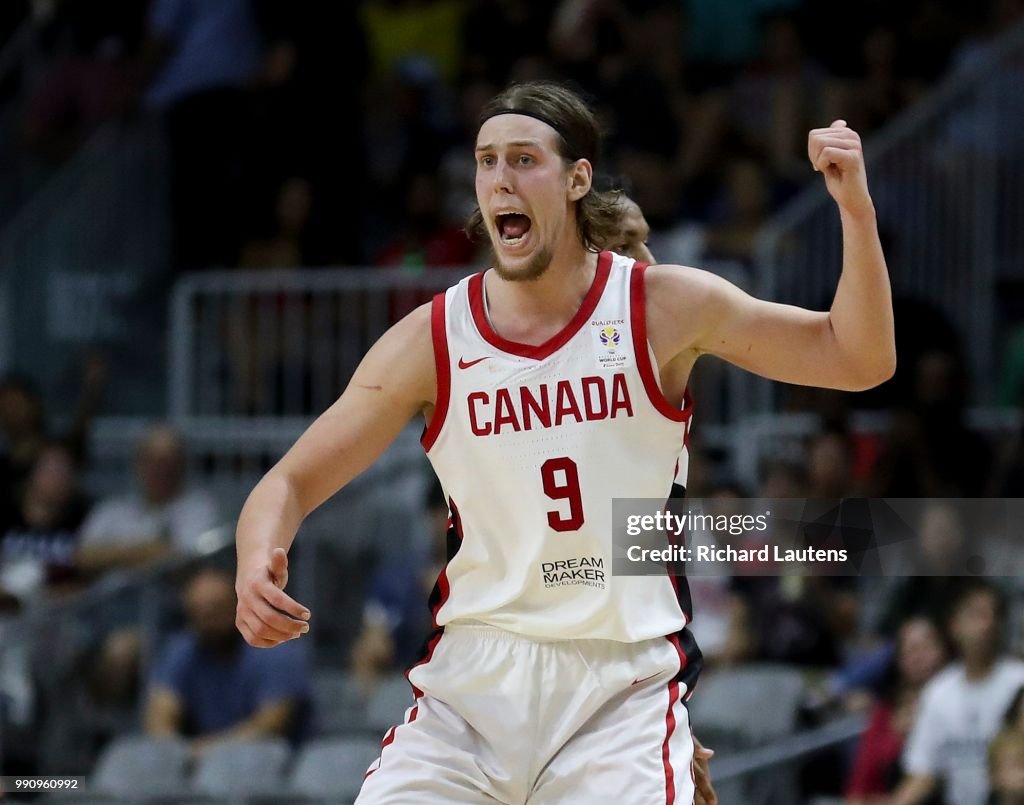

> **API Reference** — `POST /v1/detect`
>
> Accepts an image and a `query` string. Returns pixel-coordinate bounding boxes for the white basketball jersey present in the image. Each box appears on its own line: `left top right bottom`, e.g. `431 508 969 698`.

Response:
421 251 695 644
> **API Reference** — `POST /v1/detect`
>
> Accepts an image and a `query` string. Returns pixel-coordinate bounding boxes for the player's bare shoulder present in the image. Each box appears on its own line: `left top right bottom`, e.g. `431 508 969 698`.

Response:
643 263 731 363
349 300 438 412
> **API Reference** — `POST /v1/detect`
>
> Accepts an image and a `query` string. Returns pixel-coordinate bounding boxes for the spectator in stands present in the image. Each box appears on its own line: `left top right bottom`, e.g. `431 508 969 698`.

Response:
893 579 1024 805
436 76 499 249
377 171 477 322
846 24 920 133
21 3 141 163
0 376 48 506
361 0 467 86
376 172 477 270
145 566 312 754
0 441 91 607
806 427 859 498
0 358 107 509
729 13 830 184
989 727 1024 805
361 56 456 255
758 458 807 497
875 501 973 638
237 175 314 269
350 479 448 693
140 0 264 269
250 3 370 265
1003 687 1024 734
701 156 773 263
871 348 992 496
983 690 1024 803
76 425 220 578
844 615 949 804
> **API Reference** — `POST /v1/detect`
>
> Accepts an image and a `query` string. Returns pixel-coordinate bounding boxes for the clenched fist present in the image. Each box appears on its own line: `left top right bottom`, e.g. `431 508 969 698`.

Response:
235 547 311 648
808 120 874 217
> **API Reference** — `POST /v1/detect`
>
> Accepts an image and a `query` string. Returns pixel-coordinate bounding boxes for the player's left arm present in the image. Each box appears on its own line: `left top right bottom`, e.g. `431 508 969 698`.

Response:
649 121 895 391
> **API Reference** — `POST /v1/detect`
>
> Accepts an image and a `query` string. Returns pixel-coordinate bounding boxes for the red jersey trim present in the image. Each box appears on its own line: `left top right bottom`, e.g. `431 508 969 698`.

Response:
629 263 693 423
421 292 451 451
467 250 613 360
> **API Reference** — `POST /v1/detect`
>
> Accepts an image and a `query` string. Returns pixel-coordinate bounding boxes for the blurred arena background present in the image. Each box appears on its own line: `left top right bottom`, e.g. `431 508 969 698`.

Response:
0 0 1022 803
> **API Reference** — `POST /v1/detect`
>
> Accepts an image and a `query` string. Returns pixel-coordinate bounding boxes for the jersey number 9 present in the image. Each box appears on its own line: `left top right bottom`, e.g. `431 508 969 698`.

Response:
541 457 584 532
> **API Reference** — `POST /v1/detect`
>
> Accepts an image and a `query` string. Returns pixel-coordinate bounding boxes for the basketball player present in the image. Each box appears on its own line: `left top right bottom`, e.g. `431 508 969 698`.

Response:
235 82 895 803
602 193 655 266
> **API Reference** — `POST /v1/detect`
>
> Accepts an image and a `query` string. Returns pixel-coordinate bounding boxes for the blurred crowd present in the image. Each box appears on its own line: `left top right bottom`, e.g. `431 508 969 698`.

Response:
1 0 1021 273
0 366 222 611
0 0 1023 802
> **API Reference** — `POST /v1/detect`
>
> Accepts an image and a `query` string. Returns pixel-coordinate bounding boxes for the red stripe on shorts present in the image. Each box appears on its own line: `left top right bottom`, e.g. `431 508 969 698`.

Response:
364 703 419 780
663 679 680 803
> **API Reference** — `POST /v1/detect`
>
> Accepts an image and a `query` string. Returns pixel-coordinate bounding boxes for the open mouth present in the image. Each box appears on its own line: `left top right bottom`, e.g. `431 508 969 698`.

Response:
495 212 532 246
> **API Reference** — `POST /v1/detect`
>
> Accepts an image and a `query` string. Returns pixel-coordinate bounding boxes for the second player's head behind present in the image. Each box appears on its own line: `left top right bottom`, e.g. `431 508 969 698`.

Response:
599 193 654 265
468 81 640 281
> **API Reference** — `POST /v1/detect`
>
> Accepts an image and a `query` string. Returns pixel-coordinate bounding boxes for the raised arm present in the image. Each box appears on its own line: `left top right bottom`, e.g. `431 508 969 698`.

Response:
647 121 895 391
235 303 437 648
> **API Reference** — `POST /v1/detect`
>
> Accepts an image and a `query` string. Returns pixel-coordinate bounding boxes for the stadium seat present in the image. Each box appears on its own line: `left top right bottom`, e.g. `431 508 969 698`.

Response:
89 734 191 798
687 664 807 750
312 669 368 734
287 736 382 801
191 737 291 796
41 736 192 802
364 673 415 733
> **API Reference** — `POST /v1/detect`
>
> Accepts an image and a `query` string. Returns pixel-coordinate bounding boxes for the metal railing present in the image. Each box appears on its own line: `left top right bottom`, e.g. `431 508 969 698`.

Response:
711 714 866 805
83 417 433 560
168 260 754 425
755 20 1024 409
169 267 471 420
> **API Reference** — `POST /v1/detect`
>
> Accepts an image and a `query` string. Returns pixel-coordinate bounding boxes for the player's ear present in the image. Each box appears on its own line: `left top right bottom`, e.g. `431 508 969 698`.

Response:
567 159 592 202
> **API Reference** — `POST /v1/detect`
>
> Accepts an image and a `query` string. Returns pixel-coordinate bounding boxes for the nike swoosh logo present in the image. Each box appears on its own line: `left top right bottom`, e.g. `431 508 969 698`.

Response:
458 356 490 369
631 672 662 686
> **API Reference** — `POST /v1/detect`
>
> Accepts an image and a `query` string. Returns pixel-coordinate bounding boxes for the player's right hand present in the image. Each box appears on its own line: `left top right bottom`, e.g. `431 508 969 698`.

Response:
235 547 311 648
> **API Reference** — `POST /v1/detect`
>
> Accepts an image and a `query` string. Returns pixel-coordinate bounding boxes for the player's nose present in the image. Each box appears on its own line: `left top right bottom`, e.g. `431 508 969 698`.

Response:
492 158 513 193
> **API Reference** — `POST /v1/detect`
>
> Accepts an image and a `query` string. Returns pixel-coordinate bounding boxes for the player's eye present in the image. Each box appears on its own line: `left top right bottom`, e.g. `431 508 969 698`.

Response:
518 154 534 166
479 155 495 167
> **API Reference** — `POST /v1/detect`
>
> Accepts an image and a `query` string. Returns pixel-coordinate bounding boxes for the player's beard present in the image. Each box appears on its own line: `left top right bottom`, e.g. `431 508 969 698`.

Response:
491 241 554 282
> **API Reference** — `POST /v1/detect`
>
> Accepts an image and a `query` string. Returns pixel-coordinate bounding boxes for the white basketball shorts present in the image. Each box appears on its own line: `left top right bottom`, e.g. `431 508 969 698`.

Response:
356 623 695 804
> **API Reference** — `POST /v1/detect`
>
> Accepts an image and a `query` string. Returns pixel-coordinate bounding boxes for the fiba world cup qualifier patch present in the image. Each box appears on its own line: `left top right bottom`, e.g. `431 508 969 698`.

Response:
590 319 630 369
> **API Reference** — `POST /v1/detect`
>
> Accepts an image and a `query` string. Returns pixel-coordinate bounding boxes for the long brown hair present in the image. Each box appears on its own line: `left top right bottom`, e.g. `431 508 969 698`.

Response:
466 81 623 252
